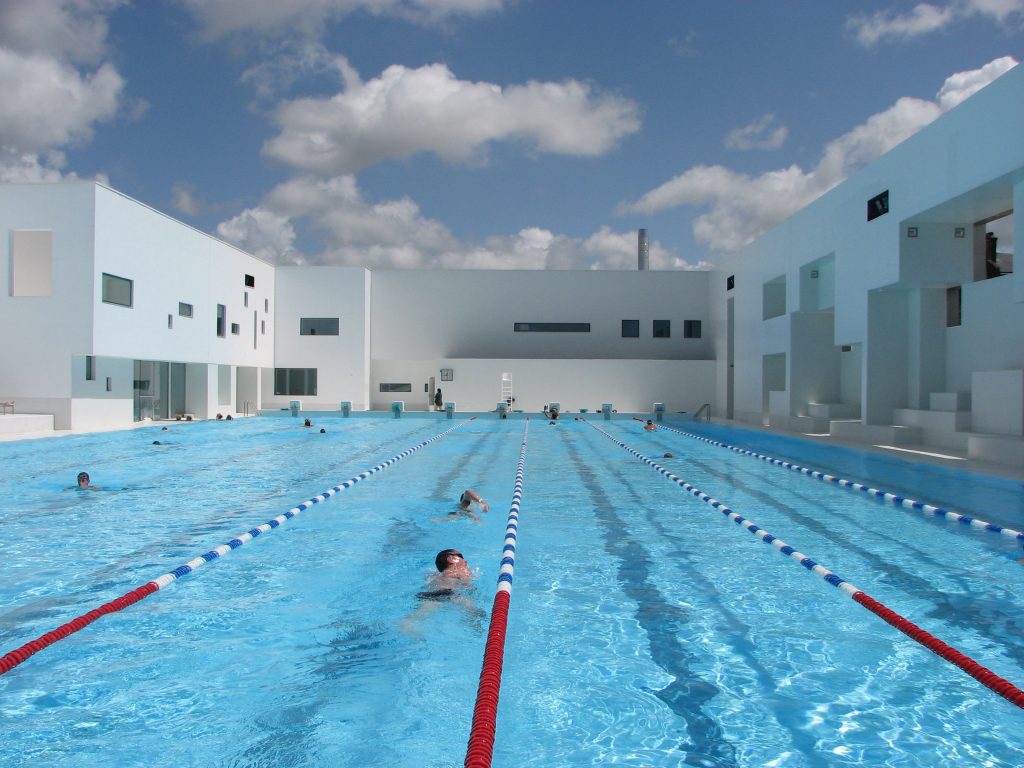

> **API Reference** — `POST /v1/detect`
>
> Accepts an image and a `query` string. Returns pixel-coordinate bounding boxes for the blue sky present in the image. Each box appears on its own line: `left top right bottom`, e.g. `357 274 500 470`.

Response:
0 1 1021 269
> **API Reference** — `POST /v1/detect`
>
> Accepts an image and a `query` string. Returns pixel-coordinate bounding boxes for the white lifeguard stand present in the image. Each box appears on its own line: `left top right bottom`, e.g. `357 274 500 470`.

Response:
500 372 513 410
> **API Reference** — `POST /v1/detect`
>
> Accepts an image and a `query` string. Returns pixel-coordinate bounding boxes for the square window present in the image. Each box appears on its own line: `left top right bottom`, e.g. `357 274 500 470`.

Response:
231 322 240 335
867 190 889 222
653 320 671 338
178 302 193 318
683 320 702 339
621 319 639 338
244 274 255 288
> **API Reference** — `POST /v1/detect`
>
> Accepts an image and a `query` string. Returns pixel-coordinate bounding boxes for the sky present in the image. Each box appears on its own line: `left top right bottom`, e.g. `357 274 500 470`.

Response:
0 1 1021 271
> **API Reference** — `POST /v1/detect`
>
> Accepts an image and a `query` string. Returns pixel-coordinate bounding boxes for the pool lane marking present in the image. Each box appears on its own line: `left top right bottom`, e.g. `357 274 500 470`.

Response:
466 419 529 768
585 419 1024 709
0 417 477 677
655 423 1024 546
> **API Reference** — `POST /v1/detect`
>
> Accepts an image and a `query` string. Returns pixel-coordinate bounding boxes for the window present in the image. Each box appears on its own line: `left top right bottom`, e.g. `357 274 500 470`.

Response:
105 377 112 392
244 292 249 307
216 304 226 337
380 383 412 393
653 320 671 338
621 320 639 338
261 320 266 335
300 317 340 336
101 273 133 307
867 190 889 221
244 274 255 288
683 320 702 339
85 355 95 381
763 275 786 320
178 302 193 318
11 229 53 296
513 322 590 332
726 275 735 291
230 322 240 335
168 314 173 329
946 286 962 328
274 368 317 396
264 298 269 312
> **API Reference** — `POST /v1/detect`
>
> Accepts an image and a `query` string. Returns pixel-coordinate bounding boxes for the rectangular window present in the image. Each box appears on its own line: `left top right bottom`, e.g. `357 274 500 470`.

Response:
621 319 639 338
513 322 590 332
683 320 702 339
101 273 133 307
216 304 226 337
264 298 269 312
274 368 317 396
653 319 671 338
168 314 173 329
244 292 249 308
261 320 266 335
244 274 255 288
300 317 340 336
867 190 889 221
178 302 193 318
105 376 112 392
11 229 53 296
946 286 962 328
380 383 413 393
230 322 240 335
85 355 95 381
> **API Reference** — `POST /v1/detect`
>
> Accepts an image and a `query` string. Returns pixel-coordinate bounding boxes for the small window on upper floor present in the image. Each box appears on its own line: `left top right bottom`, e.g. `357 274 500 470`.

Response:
101 273 133 307
244 274 255 288
216 304 226 337
867 190 889 222
85 355 95 381
621 319 639 338
683 320 702 339
178 302 193 318
231 322 240 335
300 317 340 336
652 320 671 338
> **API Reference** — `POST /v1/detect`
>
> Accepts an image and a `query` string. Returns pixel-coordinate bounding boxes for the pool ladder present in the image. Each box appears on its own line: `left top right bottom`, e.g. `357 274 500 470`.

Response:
693 403 712 421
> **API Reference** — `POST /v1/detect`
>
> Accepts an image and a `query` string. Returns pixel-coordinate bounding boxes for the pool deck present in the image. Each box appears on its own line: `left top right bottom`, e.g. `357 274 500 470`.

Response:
1 411 1022 482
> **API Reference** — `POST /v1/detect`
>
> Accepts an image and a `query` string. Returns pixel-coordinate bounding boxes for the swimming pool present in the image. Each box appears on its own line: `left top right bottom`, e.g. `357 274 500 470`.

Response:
1 414 1022 766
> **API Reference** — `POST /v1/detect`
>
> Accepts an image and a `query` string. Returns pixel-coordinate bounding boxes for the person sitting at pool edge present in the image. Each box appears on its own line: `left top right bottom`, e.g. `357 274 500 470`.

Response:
67 471 99 491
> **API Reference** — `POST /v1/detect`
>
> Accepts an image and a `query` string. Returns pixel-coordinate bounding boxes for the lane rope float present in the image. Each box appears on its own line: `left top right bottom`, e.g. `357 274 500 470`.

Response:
586 419 1024 709
656 422 1024 545
465 420 529 768
0 418 476 677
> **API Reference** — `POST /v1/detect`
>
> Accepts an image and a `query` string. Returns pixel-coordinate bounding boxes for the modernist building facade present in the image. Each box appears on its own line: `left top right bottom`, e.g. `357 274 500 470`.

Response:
0 64 1021 465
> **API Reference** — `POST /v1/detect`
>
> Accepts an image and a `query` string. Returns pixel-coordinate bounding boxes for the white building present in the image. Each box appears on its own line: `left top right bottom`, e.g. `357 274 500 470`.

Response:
1 64 1022 466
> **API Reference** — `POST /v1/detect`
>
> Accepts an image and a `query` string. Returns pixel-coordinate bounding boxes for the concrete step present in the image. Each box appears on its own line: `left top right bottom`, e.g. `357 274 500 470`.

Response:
892 408 970 450
830 421 923 446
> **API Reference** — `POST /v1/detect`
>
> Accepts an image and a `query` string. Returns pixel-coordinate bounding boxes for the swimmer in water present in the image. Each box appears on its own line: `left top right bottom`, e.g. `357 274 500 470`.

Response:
402 549 484 636
66 471 100 491
434 490 488 523
644 419 657 431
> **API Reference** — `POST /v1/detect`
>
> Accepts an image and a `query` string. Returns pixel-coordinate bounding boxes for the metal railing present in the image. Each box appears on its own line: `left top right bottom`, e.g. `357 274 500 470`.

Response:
693 403 712 422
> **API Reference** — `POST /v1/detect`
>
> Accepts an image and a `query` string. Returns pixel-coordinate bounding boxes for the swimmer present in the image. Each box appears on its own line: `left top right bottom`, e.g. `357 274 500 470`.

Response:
225 414 233 420
216 413 223 420
303 418 312 428
402 549 483 636
66 471 99 491
161 426 169 431
644 419 657 431
663 452 673 458
434 489 488 523
319 428 326 433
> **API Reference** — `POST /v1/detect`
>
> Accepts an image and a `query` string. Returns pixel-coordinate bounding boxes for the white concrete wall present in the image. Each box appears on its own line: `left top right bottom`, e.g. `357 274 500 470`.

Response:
946 275 1024 392
370 358 715 414
270 266 372 410
370 269 712 361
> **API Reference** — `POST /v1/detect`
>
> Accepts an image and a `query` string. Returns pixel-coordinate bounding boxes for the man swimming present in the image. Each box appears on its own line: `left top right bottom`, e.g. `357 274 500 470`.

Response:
66 471 100 490
402 549 484 636
434 489 489 523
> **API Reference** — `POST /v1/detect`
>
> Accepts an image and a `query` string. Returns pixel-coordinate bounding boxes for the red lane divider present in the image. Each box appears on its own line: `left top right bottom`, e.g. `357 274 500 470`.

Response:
853 592 1024 707
466 590 512 768
0 583 158 674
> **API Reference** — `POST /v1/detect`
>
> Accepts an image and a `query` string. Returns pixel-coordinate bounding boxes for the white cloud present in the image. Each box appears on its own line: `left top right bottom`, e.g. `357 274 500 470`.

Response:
180 0 505 41
0 0 124 64
621 58 1017 254
262 61 641 174
848 0 1024 46
217 174 707 270
172 183 203 216
724 113 788 151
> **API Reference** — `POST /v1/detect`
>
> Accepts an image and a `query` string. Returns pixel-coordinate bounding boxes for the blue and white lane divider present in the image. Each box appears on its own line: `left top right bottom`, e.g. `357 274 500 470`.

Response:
0 418 475 676
657 423 1024 546
583 419 1024 707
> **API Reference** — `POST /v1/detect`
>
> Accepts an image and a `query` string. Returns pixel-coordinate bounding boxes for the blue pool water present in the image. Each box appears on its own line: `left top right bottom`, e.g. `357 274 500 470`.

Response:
1 414 1022 767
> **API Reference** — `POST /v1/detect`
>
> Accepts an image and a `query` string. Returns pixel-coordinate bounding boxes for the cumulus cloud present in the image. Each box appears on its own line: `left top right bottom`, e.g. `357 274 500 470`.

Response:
848 0 1024 46
217 174 707 270
724 113 788 151
262 60 641 174
180 0 505 40
0 0 124 181
620 57 1017 254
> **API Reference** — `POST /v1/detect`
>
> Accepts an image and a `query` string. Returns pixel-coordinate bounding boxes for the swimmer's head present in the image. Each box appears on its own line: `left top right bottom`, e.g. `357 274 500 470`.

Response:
77 471 90 485
459 492 470 508
646 420 653 425
435 549 464 572
664 452 673 458
319 428 326 433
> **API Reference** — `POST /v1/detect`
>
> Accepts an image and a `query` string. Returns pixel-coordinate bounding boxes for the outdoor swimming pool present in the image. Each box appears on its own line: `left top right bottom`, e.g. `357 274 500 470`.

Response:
1 414 1022 767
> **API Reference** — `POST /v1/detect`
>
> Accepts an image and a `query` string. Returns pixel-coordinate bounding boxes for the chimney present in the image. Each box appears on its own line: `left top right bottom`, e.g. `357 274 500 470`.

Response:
638 228 649 270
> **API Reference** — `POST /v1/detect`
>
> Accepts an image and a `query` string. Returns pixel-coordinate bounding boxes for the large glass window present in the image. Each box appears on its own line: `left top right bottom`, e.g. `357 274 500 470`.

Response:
653 319 671 338
300 317 340 336
274 368 317 396
380 383 412 392
101 273 133 307
513 322 590 332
